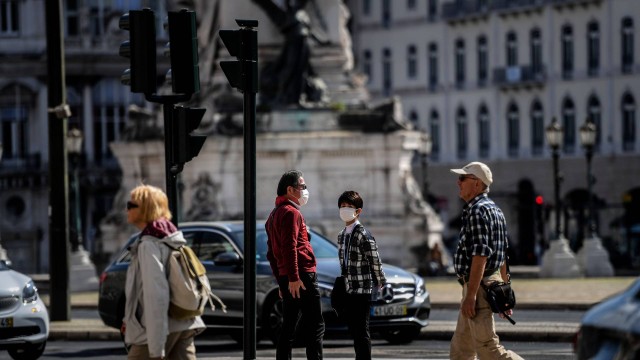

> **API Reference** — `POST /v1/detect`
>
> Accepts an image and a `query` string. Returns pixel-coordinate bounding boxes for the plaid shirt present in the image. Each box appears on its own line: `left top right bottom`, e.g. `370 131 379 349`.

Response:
454 193 509 277
338 223 386 294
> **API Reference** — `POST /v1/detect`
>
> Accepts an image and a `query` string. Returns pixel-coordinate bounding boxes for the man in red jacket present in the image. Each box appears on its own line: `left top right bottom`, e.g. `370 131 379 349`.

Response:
266 170 324 360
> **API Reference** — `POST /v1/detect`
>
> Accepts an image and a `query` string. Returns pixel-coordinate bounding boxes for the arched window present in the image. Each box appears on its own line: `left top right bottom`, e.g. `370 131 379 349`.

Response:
382 48 392 97
562 97 576 153
407 0 416 10
428 42 438 89
622 93 636 151
506 31 518 67
507 102 519 157
363 0 371 15
478 104 490 158
363 50 372 82
587 21 600 76
0 0 19 35
562 25 574 78
455 39 465 87
622 17 634 73
382 0 391 28
407 45 418 79
428 0 437 19
587 95 602 151
429 110 440 159
530 28 542 76
456 107 468 159
0 84 33 161
531 100 544 156
477 35 488 86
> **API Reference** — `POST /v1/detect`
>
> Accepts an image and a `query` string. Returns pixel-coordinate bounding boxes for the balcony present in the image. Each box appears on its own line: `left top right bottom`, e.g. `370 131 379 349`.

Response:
548 0 603 8
493 65 546 89
491 0 545 15
442 0 490 22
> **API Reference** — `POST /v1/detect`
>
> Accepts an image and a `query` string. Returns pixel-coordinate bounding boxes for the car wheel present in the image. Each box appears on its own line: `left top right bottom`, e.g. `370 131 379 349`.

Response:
263 294 284 346
381 327 421 345
8 341 46 360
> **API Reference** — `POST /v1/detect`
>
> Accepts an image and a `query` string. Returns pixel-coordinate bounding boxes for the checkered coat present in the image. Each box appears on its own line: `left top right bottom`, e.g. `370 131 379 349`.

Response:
337 223 387 294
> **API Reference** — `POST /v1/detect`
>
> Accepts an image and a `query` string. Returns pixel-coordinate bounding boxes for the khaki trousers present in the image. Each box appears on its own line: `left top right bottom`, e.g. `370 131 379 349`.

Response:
450 274 523 360
128 330 197 360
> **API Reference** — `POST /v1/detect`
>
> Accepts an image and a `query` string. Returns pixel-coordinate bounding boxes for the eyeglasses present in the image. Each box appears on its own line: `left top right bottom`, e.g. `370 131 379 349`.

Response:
458 175 478 182
126 201 139 210
294 184 307 190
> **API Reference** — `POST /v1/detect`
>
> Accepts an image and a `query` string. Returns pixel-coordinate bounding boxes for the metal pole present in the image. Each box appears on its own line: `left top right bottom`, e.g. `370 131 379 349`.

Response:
552 147 561 239
586 148 595 237
72 158 82 251
242 23 258 360
163 104 179 226
45 0 70 321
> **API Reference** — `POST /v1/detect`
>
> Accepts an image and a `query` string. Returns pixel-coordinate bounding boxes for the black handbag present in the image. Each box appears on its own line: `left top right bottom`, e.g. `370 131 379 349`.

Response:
331 275 347 314
482 280 516 325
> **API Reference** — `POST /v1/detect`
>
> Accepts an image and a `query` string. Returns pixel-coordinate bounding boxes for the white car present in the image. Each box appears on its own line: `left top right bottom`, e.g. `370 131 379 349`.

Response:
0 260 49 360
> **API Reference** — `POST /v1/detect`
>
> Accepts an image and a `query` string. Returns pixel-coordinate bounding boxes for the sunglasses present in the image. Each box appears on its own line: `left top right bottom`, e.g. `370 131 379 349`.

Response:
458 175 478 182
126 201 139 210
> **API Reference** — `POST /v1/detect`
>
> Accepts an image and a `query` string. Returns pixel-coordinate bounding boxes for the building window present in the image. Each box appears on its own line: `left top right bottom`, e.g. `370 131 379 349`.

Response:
455 39 465 88
587 95 602 151
382 48 392 97
507 102 519 157
562 97 576 154
506 31 518 67
0 85 32 162
622 17 634 73
478 104 490 158
428 43 438 90
428 0 437 19
382 0 391 28
407 45 418 79
562 25 574 79
587 21 600 76
0 0 19 36
363 50 372 82
409 110 419 129
530 28 542 76
456 107 468 159
65 0 80 37
622 93 636 151
429 110 440 159
531 100 544 156
407 0 416 10
477 36 488 86
363 0 371 15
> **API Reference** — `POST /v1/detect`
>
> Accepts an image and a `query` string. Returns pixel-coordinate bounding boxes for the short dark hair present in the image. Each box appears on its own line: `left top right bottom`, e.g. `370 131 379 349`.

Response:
338 190 363 209
277 170 303 196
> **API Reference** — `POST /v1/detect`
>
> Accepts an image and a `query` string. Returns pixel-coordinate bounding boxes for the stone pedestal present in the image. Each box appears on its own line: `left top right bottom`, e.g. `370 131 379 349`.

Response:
577 235 614 277
69 246 99 292
540 236 582 278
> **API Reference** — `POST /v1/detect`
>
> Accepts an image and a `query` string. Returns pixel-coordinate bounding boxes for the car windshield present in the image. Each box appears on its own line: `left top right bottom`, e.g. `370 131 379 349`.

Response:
0 261 8 271
232 229 338 261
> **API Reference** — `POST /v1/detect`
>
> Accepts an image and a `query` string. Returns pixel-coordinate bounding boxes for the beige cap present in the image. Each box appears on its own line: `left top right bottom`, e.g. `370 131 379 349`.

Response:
450 162 493 187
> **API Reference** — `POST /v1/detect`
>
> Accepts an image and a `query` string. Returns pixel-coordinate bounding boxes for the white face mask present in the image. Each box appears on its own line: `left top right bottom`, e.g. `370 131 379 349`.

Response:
339 207 357 222
298 189 309 206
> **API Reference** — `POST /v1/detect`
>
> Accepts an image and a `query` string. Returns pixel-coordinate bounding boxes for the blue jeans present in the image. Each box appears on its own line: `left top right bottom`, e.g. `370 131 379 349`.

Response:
276 272 325 360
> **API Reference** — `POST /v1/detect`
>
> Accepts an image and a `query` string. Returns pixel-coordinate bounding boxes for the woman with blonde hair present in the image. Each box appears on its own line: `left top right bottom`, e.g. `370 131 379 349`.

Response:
122 184 205 360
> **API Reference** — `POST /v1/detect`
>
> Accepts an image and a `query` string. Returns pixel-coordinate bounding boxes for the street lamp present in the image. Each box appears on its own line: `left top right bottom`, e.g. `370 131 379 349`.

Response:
66 128 83 252
576 118 613 276
419 133 433 201
540 117 582 277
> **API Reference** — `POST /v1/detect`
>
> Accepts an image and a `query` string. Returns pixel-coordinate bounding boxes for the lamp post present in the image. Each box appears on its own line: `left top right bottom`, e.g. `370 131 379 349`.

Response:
577 118 613 276
66 128 100 291
540 117 582 277
0 142 9 266
419 133 433 201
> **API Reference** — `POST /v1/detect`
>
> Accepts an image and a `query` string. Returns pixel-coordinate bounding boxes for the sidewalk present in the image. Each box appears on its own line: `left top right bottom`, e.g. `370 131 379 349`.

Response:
44 275 637 343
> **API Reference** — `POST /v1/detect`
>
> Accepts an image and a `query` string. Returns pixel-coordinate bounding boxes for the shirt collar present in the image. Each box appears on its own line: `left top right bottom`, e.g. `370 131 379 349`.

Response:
464 193 487 210
344 220 360 234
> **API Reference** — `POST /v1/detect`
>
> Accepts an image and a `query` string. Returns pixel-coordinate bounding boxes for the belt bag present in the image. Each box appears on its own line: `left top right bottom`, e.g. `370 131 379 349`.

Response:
481 281 516 325
331 275 347 315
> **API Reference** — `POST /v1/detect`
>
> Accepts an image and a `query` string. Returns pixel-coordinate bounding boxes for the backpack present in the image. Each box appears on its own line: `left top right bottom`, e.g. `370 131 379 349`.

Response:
164 243 227 320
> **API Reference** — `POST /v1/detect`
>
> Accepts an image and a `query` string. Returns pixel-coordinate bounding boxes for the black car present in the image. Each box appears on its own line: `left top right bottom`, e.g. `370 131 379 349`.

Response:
574 277 640 359
98 221 430 345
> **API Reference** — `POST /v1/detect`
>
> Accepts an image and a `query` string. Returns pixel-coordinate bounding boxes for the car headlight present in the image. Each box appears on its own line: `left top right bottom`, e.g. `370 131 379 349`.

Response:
318 283 333 299
22 280 38 303
415 276 426 296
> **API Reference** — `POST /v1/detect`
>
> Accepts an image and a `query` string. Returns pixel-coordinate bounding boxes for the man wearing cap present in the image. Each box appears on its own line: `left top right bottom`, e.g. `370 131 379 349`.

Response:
449 162 522 359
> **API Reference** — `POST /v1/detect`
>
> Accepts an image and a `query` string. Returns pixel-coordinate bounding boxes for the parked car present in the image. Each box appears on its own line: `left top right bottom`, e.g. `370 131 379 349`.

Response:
574 277 640 359
0 260 49 360
99 221 430 345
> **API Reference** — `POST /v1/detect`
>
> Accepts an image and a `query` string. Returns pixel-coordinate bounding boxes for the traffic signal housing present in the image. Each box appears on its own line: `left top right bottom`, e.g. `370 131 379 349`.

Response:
119 8 157 94
167 10 200 95
172 106 206 165
219 20 258 93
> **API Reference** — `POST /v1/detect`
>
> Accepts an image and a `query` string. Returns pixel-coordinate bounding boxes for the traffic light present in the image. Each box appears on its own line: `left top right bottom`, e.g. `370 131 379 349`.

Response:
219 20 258 93
119 8 157 94
166 9 200 95
172 106 206 165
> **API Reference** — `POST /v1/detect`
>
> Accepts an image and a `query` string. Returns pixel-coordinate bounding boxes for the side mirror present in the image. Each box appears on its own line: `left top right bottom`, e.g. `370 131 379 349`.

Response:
213 252 241 266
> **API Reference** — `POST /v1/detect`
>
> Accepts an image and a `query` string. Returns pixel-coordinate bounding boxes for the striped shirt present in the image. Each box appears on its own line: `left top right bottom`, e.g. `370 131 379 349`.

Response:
337 223 386 294
454 193 509 277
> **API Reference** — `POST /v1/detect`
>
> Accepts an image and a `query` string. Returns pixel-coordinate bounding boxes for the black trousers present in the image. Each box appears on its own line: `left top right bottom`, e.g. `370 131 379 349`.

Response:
276 272 325 360
345 293 372 360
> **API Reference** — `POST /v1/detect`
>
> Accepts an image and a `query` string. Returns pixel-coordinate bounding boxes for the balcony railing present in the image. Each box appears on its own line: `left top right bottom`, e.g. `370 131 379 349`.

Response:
493 65 546 88
442 0 490 21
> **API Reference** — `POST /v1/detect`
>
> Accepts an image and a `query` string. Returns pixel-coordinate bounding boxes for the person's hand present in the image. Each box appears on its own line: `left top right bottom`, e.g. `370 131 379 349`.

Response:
120 321 126 335
461 294 476 319
288 279 306 298
499 309 514 318
278 288 282 299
